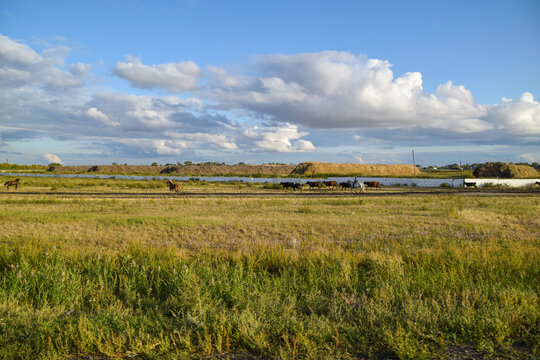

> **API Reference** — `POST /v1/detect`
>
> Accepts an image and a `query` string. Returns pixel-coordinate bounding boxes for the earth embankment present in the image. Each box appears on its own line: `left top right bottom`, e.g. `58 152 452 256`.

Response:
290 162 420 177
47 164 296 176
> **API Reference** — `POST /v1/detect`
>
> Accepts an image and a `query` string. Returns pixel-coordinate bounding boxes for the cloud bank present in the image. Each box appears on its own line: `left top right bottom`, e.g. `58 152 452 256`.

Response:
1 34 538 164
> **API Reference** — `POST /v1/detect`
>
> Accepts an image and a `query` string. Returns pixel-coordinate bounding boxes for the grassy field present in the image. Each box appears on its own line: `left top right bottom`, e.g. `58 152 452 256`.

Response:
0 178 538 359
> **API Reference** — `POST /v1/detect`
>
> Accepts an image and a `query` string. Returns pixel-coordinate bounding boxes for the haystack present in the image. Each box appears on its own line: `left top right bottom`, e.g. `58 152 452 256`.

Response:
290 162 420 177
473 162 538 178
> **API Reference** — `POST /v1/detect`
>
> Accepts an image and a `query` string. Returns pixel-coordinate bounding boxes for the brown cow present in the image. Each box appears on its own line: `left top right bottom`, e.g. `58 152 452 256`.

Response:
323 181 337 189
364 181 381 190
4 178 19 190
306 181 321 189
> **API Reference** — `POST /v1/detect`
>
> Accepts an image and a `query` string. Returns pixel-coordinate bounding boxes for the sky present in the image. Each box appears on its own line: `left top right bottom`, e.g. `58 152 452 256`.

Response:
1 0 539 166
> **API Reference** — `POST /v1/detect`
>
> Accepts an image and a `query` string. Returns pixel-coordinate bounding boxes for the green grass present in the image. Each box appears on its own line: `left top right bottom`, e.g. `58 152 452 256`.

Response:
0 179 538 359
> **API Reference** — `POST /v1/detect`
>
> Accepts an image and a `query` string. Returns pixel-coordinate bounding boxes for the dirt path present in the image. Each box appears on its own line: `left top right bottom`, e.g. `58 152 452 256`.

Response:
1 189 538 198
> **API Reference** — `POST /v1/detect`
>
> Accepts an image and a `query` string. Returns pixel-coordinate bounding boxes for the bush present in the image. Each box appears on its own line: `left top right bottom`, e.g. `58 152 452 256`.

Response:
263 182 282 190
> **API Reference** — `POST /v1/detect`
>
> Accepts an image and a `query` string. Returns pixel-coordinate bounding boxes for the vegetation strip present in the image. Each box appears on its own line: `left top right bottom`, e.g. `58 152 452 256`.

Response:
0 179 538 359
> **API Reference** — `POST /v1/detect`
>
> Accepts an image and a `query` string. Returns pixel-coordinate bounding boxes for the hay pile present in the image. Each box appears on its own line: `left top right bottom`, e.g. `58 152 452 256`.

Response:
290 162 420 177
473 162 539 178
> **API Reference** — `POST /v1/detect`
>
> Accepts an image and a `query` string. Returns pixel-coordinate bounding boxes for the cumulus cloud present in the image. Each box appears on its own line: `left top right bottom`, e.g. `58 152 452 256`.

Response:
518 153 537 163
87 107 120 127
245 123 315 152
44 153 62 164
0 34 82 90
70 62 91 77
1 35 538 164
0 34 41 65
487 92 540 136
206 51 489 133
113 55 203 92
166 130 238 150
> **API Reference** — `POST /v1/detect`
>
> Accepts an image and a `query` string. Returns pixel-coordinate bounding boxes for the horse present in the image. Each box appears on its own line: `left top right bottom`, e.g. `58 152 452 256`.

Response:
166 179 179 193
4 179 20 190
349 177 365 193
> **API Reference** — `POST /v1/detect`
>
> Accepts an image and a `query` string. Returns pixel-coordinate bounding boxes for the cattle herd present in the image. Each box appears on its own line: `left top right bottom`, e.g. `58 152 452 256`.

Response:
279 178 381 192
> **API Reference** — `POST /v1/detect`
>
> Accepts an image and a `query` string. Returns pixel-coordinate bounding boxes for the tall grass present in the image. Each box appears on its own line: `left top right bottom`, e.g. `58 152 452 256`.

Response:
0 192 538 359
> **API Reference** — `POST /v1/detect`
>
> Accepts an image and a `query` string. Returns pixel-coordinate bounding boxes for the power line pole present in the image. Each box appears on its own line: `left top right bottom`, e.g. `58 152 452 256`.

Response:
412 149 416 176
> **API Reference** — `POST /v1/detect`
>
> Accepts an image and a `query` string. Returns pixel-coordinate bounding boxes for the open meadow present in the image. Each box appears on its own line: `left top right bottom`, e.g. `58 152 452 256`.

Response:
0 178 539 359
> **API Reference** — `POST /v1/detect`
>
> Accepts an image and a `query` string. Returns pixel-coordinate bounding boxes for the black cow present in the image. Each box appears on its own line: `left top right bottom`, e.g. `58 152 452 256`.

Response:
464 182 477 188
280 182 303 190
306 181 321 189
339 182 352 189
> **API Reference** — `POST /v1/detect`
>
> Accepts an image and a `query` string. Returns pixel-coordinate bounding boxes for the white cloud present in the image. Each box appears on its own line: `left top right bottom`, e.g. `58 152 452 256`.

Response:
70 62 91 77
1 36 538 165
153 139 187 155
0 34 82 90
518 153 537 163
87 107 120 127
206 65 244 88
44 153 62 164
206 51 488 133
113 55 202 92
487 92 540 136
166 130 238 150
245 123 315 152
0 34 41 65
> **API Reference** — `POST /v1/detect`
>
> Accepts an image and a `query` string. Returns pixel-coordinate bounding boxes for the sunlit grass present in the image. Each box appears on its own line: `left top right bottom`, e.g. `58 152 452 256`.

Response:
0 182 538 359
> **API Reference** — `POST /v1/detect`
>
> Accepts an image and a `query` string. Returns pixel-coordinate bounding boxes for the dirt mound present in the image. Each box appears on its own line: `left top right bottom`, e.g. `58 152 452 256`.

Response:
290 162 420 177
159 164 295 176
49 165 165 174
473 162 538 178
47 164 296 176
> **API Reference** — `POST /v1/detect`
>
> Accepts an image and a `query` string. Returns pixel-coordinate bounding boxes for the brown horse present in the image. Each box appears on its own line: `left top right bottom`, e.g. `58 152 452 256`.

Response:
4 178 20 190
166 179 179 193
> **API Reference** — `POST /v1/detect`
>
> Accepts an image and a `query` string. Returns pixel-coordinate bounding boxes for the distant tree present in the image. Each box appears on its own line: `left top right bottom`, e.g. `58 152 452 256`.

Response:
48 163 62 167
112 162 118 166
184 161 193 166
151 162 159 166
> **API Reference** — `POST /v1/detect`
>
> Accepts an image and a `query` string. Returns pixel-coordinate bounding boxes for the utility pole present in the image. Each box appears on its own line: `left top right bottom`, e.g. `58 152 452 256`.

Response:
412 149 416 176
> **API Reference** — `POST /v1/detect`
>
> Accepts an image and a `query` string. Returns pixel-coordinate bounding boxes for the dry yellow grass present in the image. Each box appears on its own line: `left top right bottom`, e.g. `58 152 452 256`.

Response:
291 162 420 176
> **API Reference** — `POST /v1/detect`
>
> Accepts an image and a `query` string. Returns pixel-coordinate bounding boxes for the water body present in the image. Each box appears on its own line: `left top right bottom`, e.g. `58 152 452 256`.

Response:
0 172 464 187
2 172 538 188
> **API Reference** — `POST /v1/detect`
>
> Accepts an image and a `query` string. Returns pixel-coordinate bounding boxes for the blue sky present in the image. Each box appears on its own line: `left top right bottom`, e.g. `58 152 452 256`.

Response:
1 0 539 166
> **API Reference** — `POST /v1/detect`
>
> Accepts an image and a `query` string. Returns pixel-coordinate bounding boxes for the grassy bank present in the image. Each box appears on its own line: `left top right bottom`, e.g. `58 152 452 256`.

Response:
4 162 476 179
0 185 538 359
